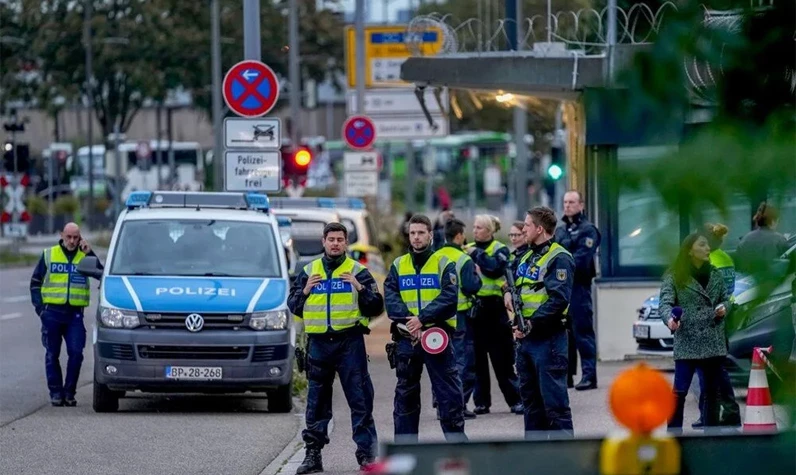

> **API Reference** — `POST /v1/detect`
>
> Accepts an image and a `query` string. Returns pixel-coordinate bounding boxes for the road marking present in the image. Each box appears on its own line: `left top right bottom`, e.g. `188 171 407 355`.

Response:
1 295 28 303
0 312 23 321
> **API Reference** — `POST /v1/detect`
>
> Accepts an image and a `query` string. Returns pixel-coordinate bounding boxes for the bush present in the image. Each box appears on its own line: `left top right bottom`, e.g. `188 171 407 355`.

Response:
54 195 79 216
25 195 49 215
94 197 111 214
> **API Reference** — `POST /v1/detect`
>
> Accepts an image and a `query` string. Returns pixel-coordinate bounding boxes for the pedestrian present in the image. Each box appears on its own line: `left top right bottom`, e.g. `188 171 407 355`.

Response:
691 223 741 428
658 230 731 433
29 222 100 407
554 190 601 390
734 201 788 273
506 206 575 439
400 211 413 254
287 222 384 474
466 215 523 415
434 218 482 419
384 213 467 443
508 221 528 272
432 210 455 252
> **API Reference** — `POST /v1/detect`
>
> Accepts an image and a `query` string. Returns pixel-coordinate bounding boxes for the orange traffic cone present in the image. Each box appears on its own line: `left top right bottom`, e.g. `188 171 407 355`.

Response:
743 346 777 432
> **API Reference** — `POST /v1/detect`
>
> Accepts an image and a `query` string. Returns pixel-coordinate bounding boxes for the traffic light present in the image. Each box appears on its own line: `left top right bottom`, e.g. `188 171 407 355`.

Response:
281 145 313 188
547 146 564 181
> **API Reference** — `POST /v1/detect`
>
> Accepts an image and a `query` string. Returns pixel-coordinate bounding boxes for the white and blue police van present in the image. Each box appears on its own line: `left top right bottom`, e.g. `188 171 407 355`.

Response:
77 191 295 413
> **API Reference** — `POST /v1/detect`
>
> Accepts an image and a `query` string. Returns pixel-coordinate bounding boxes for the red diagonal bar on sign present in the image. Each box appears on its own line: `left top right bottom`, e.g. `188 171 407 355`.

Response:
229 70 269 109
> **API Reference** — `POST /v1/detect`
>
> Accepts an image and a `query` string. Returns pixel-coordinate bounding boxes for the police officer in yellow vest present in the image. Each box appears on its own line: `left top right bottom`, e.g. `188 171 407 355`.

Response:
465 215 523 416
434 218 482 419
287 222 384 474
29 222 99 407
384 214 467 443
505 207 575 439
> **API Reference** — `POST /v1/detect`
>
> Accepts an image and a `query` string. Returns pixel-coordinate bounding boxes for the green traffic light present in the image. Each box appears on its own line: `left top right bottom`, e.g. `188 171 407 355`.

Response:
547 164 563 180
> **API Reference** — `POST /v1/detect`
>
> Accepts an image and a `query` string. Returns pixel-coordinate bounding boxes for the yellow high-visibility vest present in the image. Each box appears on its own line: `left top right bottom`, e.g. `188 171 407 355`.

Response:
434 245 475 312
302 257 367 333
41 245 90 307
465 240 507 297
514 243 571 318
394 253 457 329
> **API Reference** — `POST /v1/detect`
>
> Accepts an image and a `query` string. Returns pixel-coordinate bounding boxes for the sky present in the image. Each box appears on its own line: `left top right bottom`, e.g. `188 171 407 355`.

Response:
320 0 421 23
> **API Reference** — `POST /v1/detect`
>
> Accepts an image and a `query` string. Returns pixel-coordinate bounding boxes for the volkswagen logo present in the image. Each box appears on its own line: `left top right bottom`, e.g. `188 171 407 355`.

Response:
185 313 204 332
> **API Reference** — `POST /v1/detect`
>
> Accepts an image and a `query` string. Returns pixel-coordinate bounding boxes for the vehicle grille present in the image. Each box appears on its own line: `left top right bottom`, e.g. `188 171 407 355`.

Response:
98 343 136 361
137 345 250 360
141 313 246 330
252 345 289 363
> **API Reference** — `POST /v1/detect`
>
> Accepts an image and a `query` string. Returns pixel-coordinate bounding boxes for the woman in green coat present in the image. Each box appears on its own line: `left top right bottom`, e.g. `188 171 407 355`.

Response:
659 231 732 431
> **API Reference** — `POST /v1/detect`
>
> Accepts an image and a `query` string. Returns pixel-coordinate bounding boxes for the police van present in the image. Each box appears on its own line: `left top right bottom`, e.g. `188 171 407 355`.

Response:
76 191 294 413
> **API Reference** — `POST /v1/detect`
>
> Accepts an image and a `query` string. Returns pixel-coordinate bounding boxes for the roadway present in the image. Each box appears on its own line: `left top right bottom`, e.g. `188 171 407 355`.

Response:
0 256 779 475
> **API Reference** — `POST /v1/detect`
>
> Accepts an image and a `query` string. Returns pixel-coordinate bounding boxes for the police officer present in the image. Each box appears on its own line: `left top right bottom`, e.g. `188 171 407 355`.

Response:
435 218 482 419
466 215 523 415
508 221 529 272
384 214 467 442
30 222 99 407
554 190 601 390
288 222 384 474
506 207 575 439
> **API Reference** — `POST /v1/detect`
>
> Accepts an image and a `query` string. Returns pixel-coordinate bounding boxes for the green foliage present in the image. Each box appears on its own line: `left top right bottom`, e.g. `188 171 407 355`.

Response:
0 0 345 135
53 195 79 216
24 195 49 215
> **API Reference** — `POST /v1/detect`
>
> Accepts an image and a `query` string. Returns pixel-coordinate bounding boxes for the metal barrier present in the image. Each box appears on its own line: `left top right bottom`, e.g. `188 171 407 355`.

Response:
379 430 795 474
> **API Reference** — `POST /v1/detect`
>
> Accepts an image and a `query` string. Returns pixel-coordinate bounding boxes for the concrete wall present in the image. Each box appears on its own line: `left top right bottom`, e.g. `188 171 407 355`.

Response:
595 281 661 361
0 104 349 155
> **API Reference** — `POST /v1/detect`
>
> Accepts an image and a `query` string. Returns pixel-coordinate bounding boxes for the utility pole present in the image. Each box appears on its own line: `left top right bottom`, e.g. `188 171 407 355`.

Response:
607 0 617 84
243 0 261 60
211 0 223 191
355 0 365 115
113 121 122 217
509 0 529 220
289 0 300 150
83 0 94 230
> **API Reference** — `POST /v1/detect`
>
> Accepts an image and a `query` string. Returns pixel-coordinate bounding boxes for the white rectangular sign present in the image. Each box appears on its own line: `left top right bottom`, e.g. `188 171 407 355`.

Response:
344 171 379 197
347 88 448 116
2 223 28 238
344 151 380 172
370 58 403 85
224 118 281 150
372 115 449 139
224 151 281 192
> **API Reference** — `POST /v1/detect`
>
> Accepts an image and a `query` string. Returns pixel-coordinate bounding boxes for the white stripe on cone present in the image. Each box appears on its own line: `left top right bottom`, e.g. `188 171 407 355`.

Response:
744 406 777 426
748 369 770 389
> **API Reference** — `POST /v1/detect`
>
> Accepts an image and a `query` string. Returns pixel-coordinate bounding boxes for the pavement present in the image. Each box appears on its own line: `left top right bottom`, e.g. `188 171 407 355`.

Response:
1 254 790 475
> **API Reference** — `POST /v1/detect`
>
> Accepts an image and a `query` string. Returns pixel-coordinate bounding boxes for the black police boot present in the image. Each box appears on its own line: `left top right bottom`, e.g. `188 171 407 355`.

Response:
463 409 477 419
510 403 524 415
575 379 597 391
296 448 323 475
357 453 375 469
473 406 490 415
50 397 64 407
64 396 77 407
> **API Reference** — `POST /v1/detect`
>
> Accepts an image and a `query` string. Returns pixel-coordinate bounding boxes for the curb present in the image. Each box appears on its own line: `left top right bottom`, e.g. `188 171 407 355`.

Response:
259 399 335 475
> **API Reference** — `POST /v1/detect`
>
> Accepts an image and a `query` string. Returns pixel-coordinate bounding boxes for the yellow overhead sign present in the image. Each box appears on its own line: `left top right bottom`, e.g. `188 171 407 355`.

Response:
345 25 444 89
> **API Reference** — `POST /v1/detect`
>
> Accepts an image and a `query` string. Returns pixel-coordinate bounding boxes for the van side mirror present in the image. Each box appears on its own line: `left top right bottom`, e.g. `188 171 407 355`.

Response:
77 256 103 280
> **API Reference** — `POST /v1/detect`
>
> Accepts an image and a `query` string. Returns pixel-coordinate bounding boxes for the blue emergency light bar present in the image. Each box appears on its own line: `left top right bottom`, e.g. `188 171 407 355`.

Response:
125 191 270 212
268 197 366 210
276 216 292 227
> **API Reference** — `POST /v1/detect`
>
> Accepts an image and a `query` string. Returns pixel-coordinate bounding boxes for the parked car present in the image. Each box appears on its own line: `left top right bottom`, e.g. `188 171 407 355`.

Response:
633 234 796 385
271 208 341 273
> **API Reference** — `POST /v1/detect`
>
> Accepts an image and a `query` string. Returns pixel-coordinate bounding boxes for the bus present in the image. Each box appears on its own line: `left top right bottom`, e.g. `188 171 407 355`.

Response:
110 140 206 200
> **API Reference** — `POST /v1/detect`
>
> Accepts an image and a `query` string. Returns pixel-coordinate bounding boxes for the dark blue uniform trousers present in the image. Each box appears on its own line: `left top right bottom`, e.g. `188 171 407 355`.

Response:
570 284 597 382
393 336 467 443
40 308 87 399
516 329 574 439
303 331 377 459
453 311 477 406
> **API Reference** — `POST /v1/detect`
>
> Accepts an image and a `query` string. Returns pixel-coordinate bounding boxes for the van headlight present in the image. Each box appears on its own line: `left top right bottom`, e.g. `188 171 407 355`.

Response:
250 310 288 330
100 306 140 329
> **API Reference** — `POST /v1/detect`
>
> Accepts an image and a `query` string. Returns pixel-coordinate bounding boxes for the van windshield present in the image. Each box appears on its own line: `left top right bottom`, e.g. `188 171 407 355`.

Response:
110 219 281 277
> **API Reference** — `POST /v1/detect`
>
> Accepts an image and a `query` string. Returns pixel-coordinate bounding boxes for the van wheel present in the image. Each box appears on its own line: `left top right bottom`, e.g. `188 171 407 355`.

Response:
267 381 293 413
93 380 121 413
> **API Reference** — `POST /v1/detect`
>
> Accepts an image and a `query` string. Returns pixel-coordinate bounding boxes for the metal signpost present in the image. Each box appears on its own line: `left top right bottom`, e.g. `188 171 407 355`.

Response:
221 59 282 193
